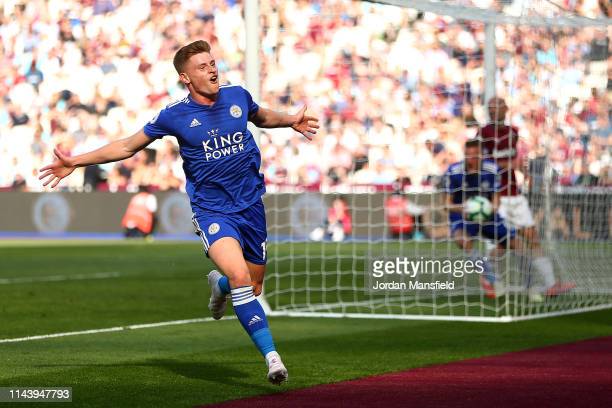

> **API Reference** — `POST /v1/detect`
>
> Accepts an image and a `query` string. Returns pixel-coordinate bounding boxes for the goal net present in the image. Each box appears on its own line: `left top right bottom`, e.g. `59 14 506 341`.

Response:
260 0 612 321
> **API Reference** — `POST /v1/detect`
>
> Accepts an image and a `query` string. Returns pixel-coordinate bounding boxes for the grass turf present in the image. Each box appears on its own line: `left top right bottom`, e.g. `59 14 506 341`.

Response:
0 240 611 407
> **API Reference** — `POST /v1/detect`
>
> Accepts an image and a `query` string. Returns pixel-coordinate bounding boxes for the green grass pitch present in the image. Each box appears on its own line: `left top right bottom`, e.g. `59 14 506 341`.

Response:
1 240 611 407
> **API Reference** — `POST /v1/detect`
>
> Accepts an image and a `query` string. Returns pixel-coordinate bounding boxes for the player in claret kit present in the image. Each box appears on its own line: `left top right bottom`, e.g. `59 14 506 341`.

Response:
444 139 519 299
480 97 574 297
38 40 319 384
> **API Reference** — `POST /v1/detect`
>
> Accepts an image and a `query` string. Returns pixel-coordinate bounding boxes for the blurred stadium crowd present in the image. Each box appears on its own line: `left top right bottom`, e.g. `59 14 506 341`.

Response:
0 0 610 192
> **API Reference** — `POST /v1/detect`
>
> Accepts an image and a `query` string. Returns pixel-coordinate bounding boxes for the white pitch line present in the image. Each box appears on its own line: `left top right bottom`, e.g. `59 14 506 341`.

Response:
0 316 235 344
0 272 122 285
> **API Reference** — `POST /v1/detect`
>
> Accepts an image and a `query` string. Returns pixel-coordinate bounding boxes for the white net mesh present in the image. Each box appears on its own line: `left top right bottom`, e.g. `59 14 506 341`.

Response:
261 0 611 321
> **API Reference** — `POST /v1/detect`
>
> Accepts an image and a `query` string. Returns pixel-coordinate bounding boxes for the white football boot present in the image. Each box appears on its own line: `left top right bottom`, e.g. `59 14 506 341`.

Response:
265 351 288 385
207 270 227 320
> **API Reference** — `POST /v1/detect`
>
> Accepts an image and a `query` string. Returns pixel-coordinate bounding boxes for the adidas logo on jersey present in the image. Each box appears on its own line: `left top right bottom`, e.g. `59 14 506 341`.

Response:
189 118 202 127
248 315 263 326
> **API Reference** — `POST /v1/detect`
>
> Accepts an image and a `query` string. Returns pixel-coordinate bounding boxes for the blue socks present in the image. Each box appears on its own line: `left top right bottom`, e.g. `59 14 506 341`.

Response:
218 275 231 295
231 286 276 357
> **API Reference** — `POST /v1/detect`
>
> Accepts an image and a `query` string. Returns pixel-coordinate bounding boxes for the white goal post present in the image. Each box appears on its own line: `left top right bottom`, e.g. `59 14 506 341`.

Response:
258 0 612 322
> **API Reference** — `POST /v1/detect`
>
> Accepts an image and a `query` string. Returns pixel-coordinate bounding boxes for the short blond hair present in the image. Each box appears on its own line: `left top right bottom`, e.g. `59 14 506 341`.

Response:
173 40 211 73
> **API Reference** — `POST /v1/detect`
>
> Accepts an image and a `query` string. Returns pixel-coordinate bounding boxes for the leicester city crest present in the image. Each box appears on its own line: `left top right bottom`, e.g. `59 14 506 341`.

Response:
208 223 220 235
230 105 242 118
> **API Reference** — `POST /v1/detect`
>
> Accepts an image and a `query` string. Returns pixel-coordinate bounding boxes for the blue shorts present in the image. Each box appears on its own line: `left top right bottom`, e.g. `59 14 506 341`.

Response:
450 213 515 244
192 199 268 265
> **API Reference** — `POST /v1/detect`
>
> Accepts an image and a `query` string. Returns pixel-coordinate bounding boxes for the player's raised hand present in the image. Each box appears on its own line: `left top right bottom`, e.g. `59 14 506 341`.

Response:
291 106 319 141
38 147 77 188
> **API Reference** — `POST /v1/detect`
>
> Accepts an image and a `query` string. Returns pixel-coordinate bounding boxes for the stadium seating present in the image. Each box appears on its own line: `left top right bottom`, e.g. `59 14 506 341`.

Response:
0 0 609 192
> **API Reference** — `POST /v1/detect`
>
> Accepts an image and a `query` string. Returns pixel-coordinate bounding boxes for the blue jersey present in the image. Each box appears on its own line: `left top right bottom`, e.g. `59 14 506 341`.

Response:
143 85 264 214
444 159 500 205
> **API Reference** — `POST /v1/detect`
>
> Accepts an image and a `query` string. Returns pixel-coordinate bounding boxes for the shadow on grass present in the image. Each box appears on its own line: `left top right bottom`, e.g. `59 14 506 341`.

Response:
33 358 271 391
147 358 261 383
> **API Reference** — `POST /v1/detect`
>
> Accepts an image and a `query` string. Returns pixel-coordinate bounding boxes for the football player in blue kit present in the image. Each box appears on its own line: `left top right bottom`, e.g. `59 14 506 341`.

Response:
444 139 519 299
39 40 319 384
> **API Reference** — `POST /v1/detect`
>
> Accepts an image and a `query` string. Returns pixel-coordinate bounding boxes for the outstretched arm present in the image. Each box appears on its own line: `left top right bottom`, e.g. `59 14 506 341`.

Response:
249 106 319 140
39 129 153 188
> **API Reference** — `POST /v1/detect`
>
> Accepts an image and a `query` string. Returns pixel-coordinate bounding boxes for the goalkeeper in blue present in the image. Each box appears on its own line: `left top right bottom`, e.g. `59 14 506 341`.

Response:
39 40 319 385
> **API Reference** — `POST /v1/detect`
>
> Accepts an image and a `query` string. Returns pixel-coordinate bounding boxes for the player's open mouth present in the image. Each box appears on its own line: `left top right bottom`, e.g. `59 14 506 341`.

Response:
210 75 218 83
